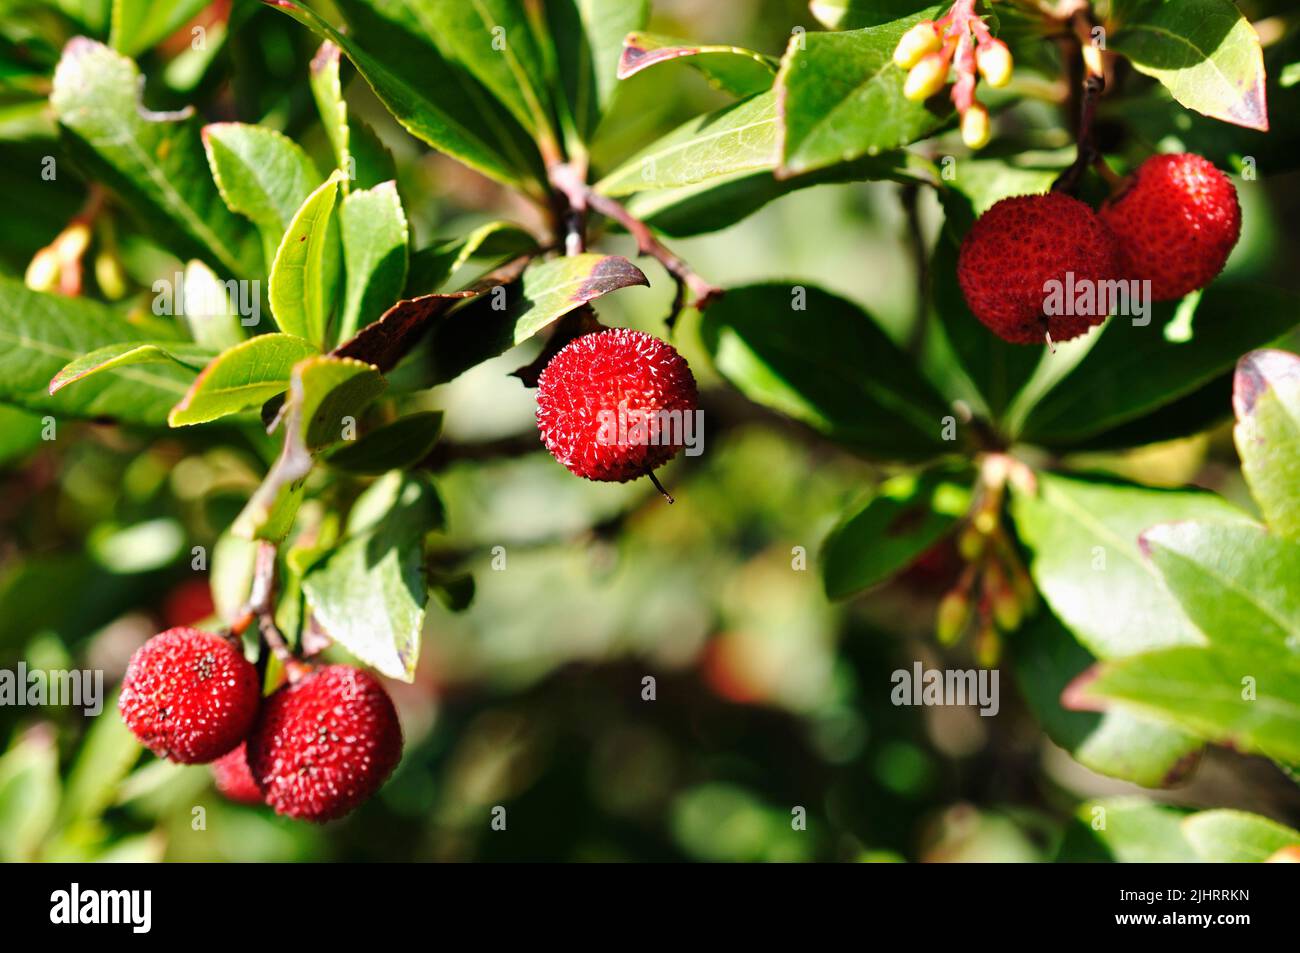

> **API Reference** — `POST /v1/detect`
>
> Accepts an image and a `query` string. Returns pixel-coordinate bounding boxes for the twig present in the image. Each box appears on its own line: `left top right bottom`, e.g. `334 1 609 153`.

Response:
239 540 297 670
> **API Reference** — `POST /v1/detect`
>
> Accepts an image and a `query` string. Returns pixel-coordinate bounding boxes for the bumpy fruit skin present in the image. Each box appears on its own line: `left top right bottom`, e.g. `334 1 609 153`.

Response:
1100 153 1241 302
246 665 402 823
535 327 699 482
211 742 263 805
957 192 1121 345
118 627 260 764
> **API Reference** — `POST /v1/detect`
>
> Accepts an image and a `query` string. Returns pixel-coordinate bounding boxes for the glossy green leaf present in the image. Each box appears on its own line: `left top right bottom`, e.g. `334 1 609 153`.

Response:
51 38 261 279
1017 286 1300 448
49 341 214 396
268 171 344 348
699 283 955 461
1065 798 1200 862
0 728 59 862
0 406 44 466
168 333 319 426
110 0 208 58
822 470 967 599
418 0 558 148
326 411 444 474
202 122 322 266
596 91 778 196
1142 520 1300 655
1088 645 1300 763
338 181 409 342
1111 0 1269 132
427 254 648 384
1234 349 1300 541
775 7 949 178
267 0 539 191
0 278 193 425
303 471 443 681
1010 472 1250 659
1181 810 1300 862
545 0 649 141
1011 609 1202 787
618 32 777 97
625 150 939 238
309 41 350 184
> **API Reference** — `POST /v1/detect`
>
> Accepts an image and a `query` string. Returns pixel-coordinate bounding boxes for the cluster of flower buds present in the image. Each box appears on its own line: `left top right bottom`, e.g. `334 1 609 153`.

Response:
935 455 1036 665
893 0 1013 150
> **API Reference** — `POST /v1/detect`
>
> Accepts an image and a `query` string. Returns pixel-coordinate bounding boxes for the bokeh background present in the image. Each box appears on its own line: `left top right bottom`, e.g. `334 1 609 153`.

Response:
1 0 1299 861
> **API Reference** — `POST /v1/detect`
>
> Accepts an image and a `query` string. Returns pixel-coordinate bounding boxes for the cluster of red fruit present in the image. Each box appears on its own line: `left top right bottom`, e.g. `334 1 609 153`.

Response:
958 153 1242 345
118 627 402 822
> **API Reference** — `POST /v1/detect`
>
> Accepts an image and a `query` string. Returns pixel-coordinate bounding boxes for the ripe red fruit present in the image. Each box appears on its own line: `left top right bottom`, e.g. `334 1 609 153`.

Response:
211 742 263 805
118 627 260 764
535 327 699 482
1100 153 1241 302
957 192 1121 345
246 665 402 823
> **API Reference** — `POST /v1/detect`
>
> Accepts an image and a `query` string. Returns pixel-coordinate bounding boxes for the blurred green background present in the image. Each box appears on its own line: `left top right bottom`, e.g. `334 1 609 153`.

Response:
1 0 1299 862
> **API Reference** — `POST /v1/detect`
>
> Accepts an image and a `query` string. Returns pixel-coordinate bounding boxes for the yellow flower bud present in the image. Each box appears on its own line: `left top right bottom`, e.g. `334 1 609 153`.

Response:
936 589 971 645
54 221 92 260
95 250 128 300
893 22 942 70
958 524 984 561
25 248 59 293
961 103 991 150
976 40 1013 88
903 51 949 102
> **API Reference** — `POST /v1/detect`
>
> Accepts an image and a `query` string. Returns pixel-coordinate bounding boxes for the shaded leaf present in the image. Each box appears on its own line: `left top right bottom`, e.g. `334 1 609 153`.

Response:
334 291 479 374
326 411 444 474
699 283 955 461
545 0 649 141
405 220 538 296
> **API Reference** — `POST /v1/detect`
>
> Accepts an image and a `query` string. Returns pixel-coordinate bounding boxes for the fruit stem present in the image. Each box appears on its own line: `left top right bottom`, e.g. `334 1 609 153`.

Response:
646 469 676 504
245 540 299 673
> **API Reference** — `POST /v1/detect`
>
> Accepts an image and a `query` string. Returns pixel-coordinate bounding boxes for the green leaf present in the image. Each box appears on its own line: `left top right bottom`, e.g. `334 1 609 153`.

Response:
1010 472 1249 659
179 260 250 350
0 406 45 466
417 0 558 149
309 41 351 185
544 0 649 142
51 38 261 279
595 91 778 196
821 470 967 599
624 150 939 239
233 354 386 540
0 278 193 425
338 181 409 342
326 411 444 474
168 333 319 427
302 471 443 681
267 0 539 192
617 32 777 98
110 0 208 58
775 7 950 178
427 254 648 384
1065 798 1200 862
699 283 955 461
1234 349 1300 541
0 728 59 862
1011 610 1202 787
59 688 140 825
1181 810 1300 862
1110 0 1269 132
809 0 938 31
405 220 538 296
268 171 344 348
1141 520 1300 655
1016 286 1300 448
1087 645 1300 763
49 341 214 396
202 122 323 267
